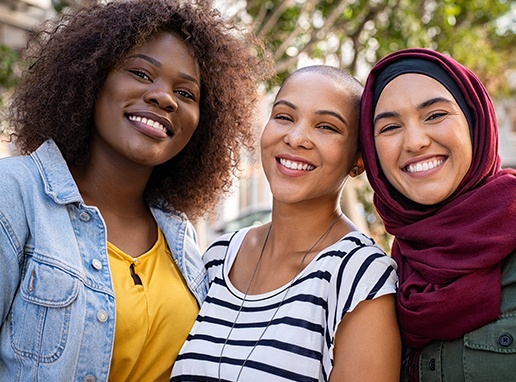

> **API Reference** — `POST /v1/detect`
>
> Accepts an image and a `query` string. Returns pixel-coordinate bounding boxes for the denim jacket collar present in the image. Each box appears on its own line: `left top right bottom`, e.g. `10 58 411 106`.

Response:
31 139 83 205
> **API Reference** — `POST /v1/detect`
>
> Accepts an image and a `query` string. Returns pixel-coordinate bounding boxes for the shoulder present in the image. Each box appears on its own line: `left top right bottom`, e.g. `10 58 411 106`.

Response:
321 231 396 269
202 229 248 285
0 154 37 178
0 155 41 198
0 140 77 204
203 230 240 267
0 156 42 255
318 232 398 301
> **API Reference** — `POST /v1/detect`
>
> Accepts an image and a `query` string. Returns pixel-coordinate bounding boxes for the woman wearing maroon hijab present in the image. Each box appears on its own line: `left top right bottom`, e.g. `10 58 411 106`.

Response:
360 47 516 381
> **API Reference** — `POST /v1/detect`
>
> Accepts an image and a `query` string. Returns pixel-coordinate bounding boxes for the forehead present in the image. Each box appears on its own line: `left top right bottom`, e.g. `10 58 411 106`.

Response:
376 73 454 109
280 71 341 94
126 33 200 76
278 72 355 111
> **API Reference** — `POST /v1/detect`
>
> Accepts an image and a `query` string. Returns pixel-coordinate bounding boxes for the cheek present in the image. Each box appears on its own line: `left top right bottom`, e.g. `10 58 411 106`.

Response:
457 141 473 176
259 125 277 178
190 105 201 127
175 106 200 140
93 92 113 130
184 115 200 139
259 123 275 153
375 139 395 168
374 139 402 188
453 128 473 166
328 145 355 173
94 77 121 119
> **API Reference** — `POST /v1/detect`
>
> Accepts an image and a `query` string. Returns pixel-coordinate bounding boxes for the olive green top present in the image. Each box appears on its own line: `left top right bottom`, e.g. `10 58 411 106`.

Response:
401 250 516 382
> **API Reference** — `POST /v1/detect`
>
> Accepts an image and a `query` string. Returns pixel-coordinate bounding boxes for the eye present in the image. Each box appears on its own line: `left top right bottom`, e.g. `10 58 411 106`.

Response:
376 123 400 136
274 113 293 122
129 69 152 81
175 89 196 101
317 123 340 133
426 111 447 122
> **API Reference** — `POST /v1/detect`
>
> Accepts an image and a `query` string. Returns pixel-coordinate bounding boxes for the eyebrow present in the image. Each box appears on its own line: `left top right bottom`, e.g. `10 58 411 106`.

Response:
125 53 200 86
373 96 454 126
417 96 453 110
373 111 400 126
126 53 162 68
317 110 348 126
273 99 297 110
273 99 349 126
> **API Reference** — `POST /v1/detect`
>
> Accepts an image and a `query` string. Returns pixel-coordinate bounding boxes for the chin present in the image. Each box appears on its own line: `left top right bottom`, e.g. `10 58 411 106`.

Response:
406 193 448 206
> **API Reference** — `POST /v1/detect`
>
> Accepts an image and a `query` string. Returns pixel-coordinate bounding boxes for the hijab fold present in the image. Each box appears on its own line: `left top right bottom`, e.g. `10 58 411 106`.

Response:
360 48 516 347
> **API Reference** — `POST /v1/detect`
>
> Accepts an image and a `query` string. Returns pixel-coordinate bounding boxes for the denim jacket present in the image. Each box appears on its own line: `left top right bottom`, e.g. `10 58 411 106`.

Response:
0 139 208 382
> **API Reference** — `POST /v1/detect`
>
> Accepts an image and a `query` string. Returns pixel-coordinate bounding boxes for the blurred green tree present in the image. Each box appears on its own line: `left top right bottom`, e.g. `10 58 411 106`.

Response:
0 44 19 138
0 44 18 109
229 0 515 96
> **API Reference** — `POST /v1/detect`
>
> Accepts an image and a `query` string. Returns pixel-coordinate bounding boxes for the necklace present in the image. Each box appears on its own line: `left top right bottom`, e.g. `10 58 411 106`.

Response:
217 212 343 382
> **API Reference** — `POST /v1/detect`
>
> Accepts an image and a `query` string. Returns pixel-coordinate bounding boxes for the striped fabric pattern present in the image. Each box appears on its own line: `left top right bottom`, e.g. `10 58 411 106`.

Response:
171 227 398 382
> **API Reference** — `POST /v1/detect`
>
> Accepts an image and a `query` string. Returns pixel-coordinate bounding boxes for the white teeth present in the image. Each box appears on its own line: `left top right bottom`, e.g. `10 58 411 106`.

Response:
129 115 167 134
406 158 444 173
279 158 315 171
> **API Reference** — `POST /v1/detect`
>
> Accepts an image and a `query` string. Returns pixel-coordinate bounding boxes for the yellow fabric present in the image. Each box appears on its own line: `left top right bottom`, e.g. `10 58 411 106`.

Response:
107 229 199 382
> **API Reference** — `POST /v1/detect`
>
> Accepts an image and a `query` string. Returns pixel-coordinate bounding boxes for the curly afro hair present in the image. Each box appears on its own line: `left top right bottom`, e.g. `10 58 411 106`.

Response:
8 0 274 220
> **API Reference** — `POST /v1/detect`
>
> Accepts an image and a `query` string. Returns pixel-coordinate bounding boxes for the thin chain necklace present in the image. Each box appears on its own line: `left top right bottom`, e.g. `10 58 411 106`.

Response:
217 212 343 382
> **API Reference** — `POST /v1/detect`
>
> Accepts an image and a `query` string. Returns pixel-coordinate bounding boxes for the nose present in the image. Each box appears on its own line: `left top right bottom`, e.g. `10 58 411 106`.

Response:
144 84 178 113
403 122 431 152
284 120 313 149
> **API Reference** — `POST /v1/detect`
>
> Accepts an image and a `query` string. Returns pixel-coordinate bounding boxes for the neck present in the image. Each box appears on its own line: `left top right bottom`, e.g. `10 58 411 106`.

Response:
71 161 157 258
71 164 151 219
267 203 354 255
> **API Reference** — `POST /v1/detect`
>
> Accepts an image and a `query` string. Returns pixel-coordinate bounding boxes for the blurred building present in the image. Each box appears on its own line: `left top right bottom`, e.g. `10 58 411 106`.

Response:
498 99 516 169
0 0 53 49
1 0 53 157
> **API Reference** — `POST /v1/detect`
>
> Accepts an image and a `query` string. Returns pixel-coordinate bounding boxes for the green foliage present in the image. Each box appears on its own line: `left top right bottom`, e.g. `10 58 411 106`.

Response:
231 0 515 96
0 44 18 90
0 44 19 114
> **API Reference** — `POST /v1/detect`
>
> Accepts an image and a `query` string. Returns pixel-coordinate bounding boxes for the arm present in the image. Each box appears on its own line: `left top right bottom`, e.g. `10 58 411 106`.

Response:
0 162 30 324
0 213 23 324
329 294 401 382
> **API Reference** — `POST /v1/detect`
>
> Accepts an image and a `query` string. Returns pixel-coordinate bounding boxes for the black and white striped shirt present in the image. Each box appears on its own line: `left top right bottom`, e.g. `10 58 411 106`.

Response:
171 228 397 382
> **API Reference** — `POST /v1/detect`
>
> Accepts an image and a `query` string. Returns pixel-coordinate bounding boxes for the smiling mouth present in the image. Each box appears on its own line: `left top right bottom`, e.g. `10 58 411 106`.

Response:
278 158 316 171
405 158 445 173
128 115 172 136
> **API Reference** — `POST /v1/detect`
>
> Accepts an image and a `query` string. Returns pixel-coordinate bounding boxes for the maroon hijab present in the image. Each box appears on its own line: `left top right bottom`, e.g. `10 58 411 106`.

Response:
360 48 516 347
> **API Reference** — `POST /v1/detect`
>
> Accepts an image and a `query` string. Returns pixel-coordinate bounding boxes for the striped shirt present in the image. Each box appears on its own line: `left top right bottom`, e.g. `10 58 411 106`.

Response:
171 228 398 382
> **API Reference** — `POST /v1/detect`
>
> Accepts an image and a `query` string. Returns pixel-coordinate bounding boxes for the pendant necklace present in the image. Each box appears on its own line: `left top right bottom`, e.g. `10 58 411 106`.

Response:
217 212 343 382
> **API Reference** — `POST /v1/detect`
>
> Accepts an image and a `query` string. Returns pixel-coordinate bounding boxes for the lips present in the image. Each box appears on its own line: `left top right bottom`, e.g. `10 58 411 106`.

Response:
278 157 315 171
404 157 445 173
127 113 174 136
129 115 166 132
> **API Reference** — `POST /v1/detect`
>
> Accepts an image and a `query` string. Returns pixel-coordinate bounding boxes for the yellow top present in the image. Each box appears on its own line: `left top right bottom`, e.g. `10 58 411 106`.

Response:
107 229 199 382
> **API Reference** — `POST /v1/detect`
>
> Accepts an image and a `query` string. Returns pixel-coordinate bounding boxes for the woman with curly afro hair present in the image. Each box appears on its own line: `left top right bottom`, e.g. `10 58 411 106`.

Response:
0 0 273 381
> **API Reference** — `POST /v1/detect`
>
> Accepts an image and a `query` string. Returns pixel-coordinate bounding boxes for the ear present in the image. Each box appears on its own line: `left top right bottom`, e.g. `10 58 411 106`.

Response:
349 155 365 178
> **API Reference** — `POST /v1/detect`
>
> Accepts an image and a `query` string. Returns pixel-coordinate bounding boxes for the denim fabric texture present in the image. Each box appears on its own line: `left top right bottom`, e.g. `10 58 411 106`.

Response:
0 139 208 381
401 250 516 382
